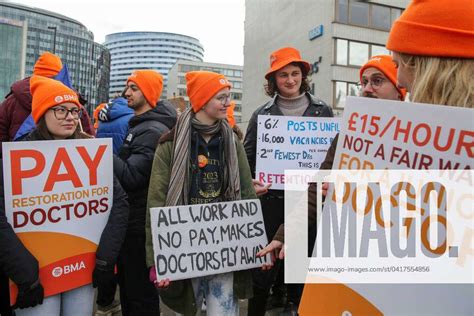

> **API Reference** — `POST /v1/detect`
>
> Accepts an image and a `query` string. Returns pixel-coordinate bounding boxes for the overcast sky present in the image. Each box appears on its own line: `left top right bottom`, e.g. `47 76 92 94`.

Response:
13 0 246 65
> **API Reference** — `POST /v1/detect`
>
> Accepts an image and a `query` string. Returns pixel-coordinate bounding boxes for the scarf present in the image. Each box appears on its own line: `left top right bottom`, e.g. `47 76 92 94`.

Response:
165 108 240 206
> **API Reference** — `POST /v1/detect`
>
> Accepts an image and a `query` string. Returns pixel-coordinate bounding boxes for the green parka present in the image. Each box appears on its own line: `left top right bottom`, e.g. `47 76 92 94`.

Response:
145 130 257 315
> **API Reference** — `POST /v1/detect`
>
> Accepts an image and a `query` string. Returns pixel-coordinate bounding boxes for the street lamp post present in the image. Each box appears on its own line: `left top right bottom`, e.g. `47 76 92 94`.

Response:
47 26 57 54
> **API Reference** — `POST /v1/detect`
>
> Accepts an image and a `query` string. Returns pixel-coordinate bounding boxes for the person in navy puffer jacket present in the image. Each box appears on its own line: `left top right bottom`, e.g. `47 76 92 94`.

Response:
96 97 134 155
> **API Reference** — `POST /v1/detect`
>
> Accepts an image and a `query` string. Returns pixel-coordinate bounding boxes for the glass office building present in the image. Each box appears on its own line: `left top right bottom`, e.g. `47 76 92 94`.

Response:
0 2 110 111
0 17 26 98
105 32 204 99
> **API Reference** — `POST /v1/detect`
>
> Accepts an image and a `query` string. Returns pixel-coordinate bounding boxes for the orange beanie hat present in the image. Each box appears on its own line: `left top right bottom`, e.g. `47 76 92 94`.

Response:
226 101 236 128
30 75 81 123
265 47 311 79
387 0 474 58
127 70 163 107
185 71 231 113
33 52 63 77
359 55 407 100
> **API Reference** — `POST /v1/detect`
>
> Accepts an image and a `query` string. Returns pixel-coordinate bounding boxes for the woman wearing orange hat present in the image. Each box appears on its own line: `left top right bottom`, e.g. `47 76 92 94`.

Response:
243 47 333 315
297 3 473 315
378 0 472 315
387 0 473 108
0 76 129 315
144 71 257 315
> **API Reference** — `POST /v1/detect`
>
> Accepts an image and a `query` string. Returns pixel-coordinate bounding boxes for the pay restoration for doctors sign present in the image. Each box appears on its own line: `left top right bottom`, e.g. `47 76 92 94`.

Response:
2 139 113 303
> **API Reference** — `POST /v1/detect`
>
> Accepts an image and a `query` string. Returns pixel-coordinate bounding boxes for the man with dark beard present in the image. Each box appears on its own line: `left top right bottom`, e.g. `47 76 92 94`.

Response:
359 54 406 101
113 70 177 315
319 54 406 170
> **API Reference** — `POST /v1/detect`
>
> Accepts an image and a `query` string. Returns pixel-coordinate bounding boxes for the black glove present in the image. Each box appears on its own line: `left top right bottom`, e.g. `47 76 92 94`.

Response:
92 260 116 307
13 279 44 309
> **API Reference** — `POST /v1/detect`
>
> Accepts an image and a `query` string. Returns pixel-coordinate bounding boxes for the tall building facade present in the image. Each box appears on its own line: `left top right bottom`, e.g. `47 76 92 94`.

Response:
242 0 409 129
104 32 204 99
0 2 110 112
167 60 243 122
0 17 27 98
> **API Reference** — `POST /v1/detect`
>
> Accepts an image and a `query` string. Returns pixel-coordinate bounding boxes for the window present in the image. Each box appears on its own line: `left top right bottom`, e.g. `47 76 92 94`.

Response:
333 81 359 109
335 0 403 31
349 41 368 66
335 39 389 67
348 83 359 97
179 64 191 72
232 81 242 89
371 5 391 30
336 39 348 65
391 8 402 24
349 1 369 26
334 81 347 109
232 92 242 101
223 69 234 76
371 45 389 57
336 0 349 23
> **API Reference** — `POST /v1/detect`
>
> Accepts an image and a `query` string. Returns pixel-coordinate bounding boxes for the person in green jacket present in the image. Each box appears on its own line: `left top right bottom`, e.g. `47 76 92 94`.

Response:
145 71 257 315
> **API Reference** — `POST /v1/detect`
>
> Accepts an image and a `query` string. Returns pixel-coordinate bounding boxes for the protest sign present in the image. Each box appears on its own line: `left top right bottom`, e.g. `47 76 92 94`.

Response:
150 199 269 280
2 139 113 303
284 97 473 315
256 115 340 189
332 97 472 171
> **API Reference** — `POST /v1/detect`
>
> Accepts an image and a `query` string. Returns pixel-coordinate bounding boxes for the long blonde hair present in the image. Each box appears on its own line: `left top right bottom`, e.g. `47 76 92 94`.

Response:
400 54 473 108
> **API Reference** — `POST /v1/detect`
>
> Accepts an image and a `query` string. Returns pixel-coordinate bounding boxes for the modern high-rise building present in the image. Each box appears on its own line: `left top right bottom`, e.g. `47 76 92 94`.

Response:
242 0 409 130
167 60 243 122
0 2 110 112
104 32 204 100
0 17 27 98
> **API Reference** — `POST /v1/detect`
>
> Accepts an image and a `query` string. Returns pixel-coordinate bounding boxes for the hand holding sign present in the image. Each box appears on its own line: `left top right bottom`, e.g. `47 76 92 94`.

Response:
13 280 44 309
252 179 271 196
257 240 284 271
149 266 170 289
321 182 329 197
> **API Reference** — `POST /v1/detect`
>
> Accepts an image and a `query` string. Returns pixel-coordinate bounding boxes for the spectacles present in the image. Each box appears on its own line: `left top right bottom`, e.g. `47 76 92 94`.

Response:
359 76 387 90
215 94 232 106
50 106 82 120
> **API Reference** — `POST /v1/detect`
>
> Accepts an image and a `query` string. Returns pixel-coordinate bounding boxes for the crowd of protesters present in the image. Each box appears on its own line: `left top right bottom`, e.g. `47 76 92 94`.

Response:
0 0 472 315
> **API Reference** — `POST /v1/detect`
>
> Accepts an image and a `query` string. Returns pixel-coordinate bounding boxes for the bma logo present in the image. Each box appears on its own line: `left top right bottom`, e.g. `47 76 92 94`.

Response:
371 57 382 63
51 261 86 278
54 95 76 103
63 94 77 101
52 267 63 277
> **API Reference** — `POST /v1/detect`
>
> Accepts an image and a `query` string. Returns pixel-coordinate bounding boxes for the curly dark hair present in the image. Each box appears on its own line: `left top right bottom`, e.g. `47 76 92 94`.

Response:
264 62 311 97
